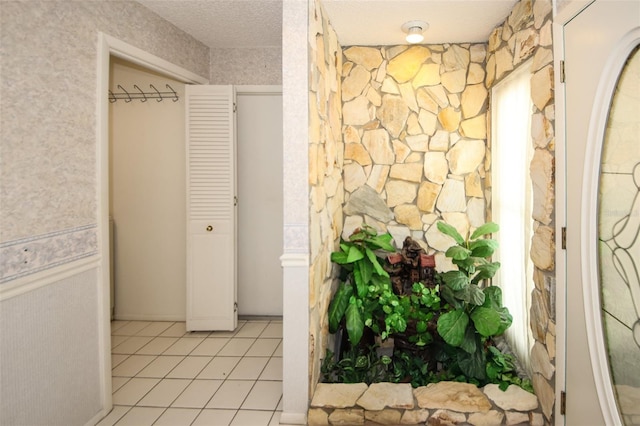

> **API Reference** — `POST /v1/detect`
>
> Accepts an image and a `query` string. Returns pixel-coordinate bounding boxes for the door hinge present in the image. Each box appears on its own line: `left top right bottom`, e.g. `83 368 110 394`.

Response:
234 196 238 206
562 227 567 250
560 60 566 83
234 302 238 313
233 102 237 113
560 390 566 415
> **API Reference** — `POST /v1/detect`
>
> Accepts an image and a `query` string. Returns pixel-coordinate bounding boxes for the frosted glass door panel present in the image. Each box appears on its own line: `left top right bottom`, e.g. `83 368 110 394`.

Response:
598 45 640 424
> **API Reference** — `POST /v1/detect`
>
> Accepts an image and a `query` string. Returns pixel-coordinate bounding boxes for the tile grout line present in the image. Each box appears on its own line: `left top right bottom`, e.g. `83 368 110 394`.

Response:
109 319 283 426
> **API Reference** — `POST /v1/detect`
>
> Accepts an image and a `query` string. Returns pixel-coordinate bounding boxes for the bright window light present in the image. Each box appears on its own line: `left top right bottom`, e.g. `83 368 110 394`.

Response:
491 61 535 375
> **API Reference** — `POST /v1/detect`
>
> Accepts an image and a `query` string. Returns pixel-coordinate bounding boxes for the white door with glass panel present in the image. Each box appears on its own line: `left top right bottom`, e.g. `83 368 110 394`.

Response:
564 1 640 424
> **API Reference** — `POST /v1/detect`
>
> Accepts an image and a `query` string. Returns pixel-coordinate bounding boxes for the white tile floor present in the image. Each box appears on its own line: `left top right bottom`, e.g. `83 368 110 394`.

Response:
97 319 283 426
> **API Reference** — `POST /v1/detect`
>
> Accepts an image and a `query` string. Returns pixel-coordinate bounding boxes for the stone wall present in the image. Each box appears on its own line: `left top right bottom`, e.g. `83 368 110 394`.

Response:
309 382 543 425
486 0 556 422
308 0 556 421
308 0 344 397
339 42 490 269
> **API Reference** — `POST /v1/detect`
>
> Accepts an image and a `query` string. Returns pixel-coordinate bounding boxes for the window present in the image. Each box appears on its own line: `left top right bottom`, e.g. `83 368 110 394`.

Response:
491 61 535 375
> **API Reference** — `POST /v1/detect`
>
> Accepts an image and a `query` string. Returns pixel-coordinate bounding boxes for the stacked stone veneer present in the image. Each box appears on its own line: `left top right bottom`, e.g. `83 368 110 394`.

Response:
308 0 345 395
309 382 543 426
339 41 490 269
486 0 556 422
307 0 556 422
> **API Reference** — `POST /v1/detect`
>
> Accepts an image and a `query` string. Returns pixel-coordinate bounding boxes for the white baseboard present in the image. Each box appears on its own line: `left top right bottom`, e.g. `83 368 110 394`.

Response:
278 412 307 425
113 313 185 322
85 408 110 426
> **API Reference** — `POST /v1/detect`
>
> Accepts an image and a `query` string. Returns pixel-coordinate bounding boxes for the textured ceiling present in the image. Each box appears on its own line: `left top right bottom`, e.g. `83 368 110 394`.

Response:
137 0 283 48
136 0 517 48
323 0 519 45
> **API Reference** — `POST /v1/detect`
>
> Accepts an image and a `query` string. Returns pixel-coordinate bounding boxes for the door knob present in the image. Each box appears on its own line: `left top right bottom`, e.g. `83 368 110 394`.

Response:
206 225 213 232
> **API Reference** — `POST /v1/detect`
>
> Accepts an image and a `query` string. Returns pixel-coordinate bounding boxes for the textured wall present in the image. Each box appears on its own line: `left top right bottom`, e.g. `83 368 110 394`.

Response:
308 0 344 395
0 2 209 424
339 42 489 270
210 47 282 85
0 0 209 282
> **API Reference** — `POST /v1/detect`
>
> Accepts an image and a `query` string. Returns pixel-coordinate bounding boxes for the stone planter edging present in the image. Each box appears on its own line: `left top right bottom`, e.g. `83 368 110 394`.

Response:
309 381 544 425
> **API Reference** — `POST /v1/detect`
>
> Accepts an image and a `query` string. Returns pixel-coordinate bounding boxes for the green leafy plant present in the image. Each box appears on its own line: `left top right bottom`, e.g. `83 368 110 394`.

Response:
323 221 533 394
321 347 393 384
327 225 395 346
486 346 534 392
378 282 441 346
435 221 513 381
390 348 454 387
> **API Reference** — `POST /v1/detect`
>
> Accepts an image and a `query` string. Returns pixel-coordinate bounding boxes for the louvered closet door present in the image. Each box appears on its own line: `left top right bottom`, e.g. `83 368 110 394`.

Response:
186 85 237 331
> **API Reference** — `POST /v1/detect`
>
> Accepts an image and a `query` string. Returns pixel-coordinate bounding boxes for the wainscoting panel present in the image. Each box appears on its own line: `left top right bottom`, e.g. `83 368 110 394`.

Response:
0 265 102 425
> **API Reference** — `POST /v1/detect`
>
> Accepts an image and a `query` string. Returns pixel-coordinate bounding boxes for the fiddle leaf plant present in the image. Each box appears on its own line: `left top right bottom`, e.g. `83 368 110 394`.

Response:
327 225 396 346
435 221 513 380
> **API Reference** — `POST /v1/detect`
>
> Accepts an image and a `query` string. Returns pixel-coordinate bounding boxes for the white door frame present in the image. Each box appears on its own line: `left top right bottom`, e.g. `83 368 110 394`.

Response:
553 2 594 424
95 32 207 412
554 1 638 424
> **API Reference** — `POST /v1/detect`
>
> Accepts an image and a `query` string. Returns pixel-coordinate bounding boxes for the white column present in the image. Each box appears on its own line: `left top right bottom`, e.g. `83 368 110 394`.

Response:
280 0 310 424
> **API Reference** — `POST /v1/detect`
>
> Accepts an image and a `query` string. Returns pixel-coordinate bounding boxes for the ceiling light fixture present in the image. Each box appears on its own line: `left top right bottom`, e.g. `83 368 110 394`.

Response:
401 20 428 44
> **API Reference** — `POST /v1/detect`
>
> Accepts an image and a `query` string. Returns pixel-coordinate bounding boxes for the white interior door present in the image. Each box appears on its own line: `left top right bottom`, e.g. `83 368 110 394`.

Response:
186 85 237 331
236 88 283 316
564 1 640 424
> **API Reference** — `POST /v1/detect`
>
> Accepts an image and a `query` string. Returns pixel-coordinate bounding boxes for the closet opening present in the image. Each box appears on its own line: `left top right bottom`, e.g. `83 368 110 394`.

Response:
109 56 187 322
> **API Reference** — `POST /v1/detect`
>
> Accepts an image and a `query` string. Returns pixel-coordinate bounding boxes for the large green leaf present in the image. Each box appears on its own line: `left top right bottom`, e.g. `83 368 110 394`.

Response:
358 255 373 287
365 248 386 277
470 222 499 240
453 287 471 303
352 267 367 298
460 325 478 354
370 273 391 289
469 239 499 258
347 245 365 263
330 250 349 264
472 262 500 283
437 309 469 347
496 306 513 335
457 349 487 380
437 222 465 245
328 283 352 333
440 285 462 309
453 256 476 273
441 270 469 291
345 301 364 345
482 286 503 309
445 245 471 260
468 284 486 306
366 234 395 252
470 306 501 337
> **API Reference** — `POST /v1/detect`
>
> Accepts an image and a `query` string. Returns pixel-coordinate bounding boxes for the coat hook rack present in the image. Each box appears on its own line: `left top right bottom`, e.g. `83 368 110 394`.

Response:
133 84 147 102
118 84 132 102
167 84 179 102
108 83 180 103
